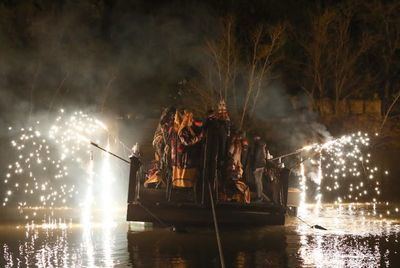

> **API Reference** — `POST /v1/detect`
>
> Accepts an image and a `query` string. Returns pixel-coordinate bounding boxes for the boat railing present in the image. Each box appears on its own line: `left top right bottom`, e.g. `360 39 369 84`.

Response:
127 121 290 208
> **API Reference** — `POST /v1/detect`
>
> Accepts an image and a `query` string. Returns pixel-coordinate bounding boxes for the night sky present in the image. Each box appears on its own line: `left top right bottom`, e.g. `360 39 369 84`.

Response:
0 0 399 130
0 2 357 117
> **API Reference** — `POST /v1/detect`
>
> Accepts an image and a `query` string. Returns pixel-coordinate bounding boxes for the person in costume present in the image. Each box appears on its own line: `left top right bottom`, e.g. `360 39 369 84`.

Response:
226 130 251 204
144 107 175 187
170 110 203 188
251 136 267 201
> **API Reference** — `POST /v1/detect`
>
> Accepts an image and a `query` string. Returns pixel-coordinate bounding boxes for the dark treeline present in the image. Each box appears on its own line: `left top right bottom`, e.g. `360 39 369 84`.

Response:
0 0 399 126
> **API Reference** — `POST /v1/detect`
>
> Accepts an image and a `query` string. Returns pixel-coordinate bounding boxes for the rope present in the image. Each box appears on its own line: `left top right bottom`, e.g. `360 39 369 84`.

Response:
208 182 225 268
137 202 170 228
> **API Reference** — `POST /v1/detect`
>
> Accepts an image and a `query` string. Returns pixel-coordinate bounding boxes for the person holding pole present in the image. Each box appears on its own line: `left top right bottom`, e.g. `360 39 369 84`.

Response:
251 136 267 202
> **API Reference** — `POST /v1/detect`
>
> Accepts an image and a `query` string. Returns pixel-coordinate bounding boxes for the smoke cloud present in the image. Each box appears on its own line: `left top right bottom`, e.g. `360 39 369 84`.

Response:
0 1 215 128
251 80 332 154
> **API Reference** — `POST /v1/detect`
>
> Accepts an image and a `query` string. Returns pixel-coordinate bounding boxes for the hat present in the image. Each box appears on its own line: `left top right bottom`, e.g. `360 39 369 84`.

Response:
217 99 230 121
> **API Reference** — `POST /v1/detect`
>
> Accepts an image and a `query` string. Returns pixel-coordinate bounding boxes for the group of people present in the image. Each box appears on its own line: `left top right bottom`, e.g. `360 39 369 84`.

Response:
144 100 280 204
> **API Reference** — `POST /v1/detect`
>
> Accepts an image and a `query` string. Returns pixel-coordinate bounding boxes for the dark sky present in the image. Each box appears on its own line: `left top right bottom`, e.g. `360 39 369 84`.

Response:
0 0 320 122
1 0 396 126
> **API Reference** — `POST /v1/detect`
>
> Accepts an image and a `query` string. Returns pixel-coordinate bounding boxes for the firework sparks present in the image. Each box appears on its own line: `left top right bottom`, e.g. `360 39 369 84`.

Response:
298 131 396 217
1 109 111 224
2 123 75 211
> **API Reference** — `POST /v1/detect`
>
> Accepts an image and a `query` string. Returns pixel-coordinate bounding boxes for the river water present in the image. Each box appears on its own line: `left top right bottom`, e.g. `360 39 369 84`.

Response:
0 204 399 267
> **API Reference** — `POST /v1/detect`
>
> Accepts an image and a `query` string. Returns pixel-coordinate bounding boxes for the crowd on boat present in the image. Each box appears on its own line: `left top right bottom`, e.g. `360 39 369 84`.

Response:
144 100 287 204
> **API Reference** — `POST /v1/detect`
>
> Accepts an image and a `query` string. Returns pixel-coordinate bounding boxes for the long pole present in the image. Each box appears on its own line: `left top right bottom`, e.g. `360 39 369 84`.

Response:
208 182 225 268
90 141 130 164
270 150 303 161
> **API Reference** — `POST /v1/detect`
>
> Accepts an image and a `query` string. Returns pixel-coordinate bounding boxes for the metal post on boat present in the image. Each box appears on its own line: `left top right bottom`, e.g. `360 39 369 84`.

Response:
201 119 220 206
201 133 208 205
127 143 142 203
279 167 290 207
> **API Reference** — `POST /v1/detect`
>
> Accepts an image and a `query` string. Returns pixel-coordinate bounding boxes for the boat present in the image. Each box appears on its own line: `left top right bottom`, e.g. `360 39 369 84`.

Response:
126 116 291 228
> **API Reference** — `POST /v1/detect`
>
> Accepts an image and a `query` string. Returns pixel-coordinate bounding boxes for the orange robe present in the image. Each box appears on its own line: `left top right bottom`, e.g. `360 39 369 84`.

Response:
171 125 202 188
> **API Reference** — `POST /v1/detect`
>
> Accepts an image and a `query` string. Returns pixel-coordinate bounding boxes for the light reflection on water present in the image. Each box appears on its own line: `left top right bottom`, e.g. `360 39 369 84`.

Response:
0 204 399 267
292 203 400 267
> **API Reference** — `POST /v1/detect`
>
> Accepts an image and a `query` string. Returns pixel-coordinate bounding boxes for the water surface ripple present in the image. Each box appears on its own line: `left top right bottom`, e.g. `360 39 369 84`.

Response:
1 205 399 267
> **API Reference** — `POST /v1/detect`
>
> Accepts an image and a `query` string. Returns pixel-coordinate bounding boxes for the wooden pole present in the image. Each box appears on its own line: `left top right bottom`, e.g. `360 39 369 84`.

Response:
208 182 225 268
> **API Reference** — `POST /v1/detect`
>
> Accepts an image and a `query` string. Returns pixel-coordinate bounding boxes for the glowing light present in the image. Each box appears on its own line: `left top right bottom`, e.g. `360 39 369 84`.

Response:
301 144 317 151
297 131 388 221
298 159 307 216
2 109 111 223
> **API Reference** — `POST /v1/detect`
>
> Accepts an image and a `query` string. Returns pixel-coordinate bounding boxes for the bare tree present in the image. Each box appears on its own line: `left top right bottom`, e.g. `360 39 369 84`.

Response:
361 1 400 130
179 79 218 116
301 6 375 115
300 9 336 108
380 89 400 132
247 24 285 121
204 17 238 106
182 17 285 129
364 1 400 99
180 17 239 117
328 9 375 114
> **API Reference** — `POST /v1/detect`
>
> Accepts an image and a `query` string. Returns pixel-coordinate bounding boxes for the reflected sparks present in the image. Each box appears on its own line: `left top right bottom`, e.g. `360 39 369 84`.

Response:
1 204 399 267
295 204 400 267
1 109 122 268
0 223 125 267
294 131 400 266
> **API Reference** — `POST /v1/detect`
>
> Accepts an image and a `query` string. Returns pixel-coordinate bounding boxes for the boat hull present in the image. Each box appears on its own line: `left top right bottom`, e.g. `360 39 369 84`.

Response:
127 201 285 227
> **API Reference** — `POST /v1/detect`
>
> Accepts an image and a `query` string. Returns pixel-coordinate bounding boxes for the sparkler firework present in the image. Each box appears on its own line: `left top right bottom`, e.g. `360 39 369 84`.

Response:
1 109 397 226
297 131 398 217
1 109 111 222
3 122 74 212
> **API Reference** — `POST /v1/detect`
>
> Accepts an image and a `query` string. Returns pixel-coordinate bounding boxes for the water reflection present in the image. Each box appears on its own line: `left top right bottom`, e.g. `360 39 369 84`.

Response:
294 204 400 267
0 224 124 267
0 204 399 267
79 140 117 267
126 226 288 267
1 225 71 267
